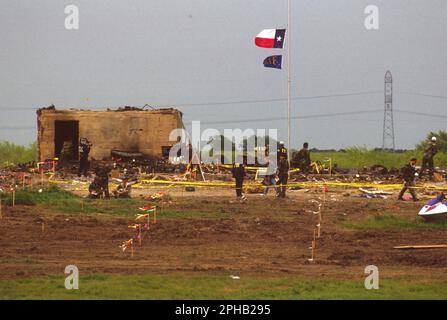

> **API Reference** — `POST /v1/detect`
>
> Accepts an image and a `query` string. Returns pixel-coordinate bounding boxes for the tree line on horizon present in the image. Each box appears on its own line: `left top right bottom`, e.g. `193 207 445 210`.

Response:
1 131 446 166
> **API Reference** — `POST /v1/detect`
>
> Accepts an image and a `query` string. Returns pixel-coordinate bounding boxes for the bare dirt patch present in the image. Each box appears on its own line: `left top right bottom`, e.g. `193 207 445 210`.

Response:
1 188 446 280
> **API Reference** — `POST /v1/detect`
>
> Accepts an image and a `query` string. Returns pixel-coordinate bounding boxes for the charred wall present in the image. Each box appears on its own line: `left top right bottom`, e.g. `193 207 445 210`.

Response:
37 107 183 161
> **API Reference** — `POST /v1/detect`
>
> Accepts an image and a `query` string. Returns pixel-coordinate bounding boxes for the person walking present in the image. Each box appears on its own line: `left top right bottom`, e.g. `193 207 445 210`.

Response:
232 163 246 201
262 163 278 196
398 158 419 201
277 154 289 198
420 136 439 179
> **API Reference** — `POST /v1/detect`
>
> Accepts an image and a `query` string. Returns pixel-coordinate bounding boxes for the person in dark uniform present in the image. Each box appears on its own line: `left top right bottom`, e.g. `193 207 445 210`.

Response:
93 165 111 199
232 163 246 201
78 138 92 177
420 136 439 178
88 177 102 199
277 154 289 198
295 142 311 173
277 141 288 161
398 158 419 201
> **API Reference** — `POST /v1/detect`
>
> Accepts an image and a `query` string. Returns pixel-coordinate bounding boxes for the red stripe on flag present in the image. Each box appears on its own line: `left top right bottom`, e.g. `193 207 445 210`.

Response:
255 37 274 48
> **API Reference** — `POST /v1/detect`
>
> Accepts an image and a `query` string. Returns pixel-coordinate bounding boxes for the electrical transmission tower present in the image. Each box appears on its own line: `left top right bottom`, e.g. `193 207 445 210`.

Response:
382 70 395 150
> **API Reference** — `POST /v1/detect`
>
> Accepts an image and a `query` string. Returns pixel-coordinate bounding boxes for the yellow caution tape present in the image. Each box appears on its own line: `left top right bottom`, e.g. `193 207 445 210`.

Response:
47 178 447 192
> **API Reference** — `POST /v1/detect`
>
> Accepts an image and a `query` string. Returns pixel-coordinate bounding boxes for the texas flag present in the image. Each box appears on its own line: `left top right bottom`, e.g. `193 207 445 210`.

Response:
255 29 286 48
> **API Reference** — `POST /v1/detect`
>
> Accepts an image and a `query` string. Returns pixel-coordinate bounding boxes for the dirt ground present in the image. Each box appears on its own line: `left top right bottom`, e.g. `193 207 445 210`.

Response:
0 187 447 282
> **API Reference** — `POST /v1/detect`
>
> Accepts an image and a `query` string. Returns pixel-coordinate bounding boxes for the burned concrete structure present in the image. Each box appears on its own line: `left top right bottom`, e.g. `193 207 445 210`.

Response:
37 106 183 162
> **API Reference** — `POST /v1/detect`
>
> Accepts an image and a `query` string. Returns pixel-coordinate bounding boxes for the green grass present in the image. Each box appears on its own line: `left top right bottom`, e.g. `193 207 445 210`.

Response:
54 199 224 219
311 147 447 169
55 198 141 216
0 186 225 218
0 141 37 165
345 214 447 231
1 272 446 300
0 186 78 206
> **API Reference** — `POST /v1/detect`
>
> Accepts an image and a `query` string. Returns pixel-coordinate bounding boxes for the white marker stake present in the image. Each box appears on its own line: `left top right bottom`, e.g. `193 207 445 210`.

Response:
139 227 142 247
308 243 314 262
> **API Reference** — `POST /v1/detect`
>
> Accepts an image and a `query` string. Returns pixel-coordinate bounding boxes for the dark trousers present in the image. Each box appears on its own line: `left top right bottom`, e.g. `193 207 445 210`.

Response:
99 177 110 199
78 159 89 177
421 156 434 177
103 180 110 199
398 181 417 200
299 161 310 174
278 174 288 197
235 178 244 197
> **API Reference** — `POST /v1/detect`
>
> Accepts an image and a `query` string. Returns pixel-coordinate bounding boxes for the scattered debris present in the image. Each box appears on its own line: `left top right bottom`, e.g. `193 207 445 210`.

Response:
358 187 393 199
394 245 447 250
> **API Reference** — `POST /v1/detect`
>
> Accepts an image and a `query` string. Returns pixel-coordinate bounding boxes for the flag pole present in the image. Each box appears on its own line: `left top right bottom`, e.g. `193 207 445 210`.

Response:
287 0 291 165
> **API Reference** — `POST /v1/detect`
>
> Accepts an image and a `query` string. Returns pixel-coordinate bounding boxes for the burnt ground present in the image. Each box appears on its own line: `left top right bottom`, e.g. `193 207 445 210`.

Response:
0 187 446 282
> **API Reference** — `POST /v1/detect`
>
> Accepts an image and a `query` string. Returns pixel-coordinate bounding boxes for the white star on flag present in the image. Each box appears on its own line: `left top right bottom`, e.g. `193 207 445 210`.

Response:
277 36 282 42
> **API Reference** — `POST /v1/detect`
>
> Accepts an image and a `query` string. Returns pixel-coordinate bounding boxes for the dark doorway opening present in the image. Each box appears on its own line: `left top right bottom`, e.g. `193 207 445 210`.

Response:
161 146 171 158
54 120 79 160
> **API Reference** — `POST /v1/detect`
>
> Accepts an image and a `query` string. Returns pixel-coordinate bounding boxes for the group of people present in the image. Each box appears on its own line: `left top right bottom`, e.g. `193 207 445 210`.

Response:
398 136 440 202
231 141 291 202
61 137 132 199
72 135 442 203
231 136 442 203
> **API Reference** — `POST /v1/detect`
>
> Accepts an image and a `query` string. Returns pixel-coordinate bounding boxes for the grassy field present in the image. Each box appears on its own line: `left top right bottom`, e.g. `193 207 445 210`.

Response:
0 187 230 219
345 214 447 231
311 147 447 169
1 272 446 300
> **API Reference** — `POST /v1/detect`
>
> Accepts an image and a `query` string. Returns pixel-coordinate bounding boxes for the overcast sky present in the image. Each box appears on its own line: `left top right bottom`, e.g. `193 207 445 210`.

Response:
1 0 446 149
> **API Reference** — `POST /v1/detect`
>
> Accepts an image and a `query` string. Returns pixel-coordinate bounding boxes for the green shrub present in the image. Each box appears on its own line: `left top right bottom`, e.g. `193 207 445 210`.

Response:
0 141 37 165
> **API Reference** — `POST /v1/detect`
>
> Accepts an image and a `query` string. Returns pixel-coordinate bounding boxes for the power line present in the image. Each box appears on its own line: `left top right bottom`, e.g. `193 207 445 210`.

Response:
167 91 382 108
397 91 447 100
0 126 35 130
3 89 447 111
184 109 383 125
0 90 383 111
395 109 447 118
184 109 447 126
